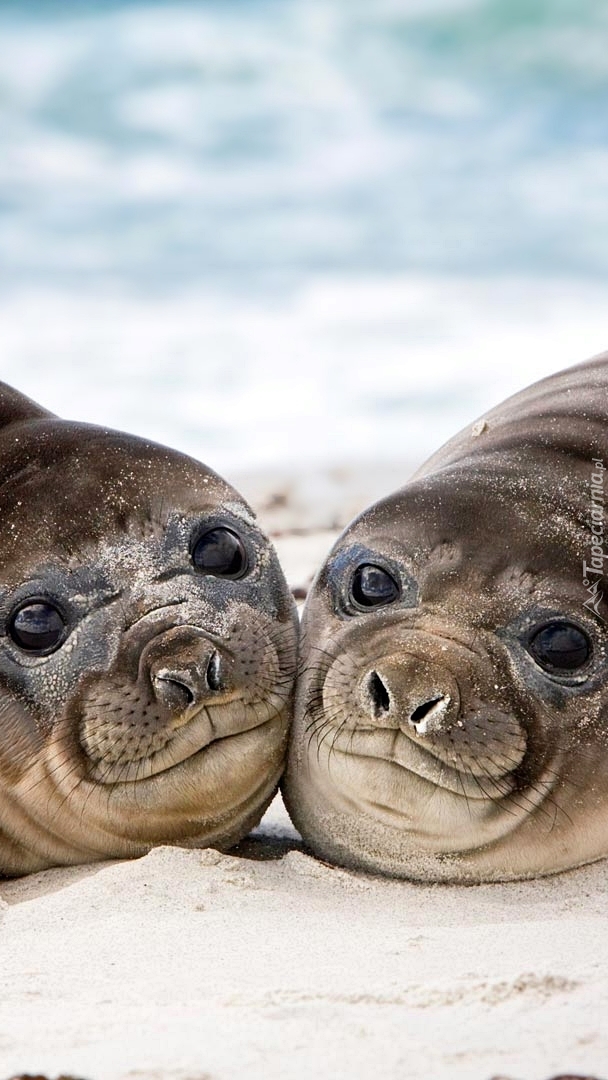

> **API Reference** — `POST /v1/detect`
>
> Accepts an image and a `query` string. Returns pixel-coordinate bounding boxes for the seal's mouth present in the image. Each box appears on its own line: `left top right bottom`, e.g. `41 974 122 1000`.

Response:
297 699 564 857
302 627 533 808
82 694 286 784
76 607 295 786
336 730 518 799
328 722 520 801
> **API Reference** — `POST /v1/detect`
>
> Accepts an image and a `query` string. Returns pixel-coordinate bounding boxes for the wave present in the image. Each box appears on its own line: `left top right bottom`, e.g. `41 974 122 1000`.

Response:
0 0 607 289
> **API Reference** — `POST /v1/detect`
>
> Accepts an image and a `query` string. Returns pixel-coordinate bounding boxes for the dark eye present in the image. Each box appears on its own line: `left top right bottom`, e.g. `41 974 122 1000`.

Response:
192 527 248 579
351 564 400 609
8 601 67 654
528 621 592 673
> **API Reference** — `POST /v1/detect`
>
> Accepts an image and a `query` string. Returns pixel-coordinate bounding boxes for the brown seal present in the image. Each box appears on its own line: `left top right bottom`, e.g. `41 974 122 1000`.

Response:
0 382 297 876
284 354 608 881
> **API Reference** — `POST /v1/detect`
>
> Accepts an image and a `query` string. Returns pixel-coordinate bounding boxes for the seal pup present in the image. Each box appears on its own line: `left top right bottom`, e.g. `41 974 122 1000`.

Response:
0 382 297 876
284 354 608 881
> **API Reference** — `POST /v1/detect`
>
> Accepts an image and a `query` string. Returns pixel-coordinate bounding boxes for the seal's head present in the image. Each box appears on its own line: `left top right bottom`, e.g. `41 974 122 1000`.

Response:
284 354 608 881
0 383 297 876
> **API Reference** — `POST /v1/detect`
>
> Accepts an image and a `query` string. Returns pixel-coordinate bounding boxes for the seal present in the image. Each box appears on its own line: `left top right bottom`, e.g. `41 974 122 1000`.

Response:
0 382 297 876
284 354 608 882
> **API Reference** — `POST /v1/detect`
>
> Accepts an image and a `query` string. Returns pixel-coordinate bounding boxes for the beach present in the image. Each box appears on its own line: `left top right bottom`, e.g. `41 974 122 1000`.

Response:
0 507 607 1080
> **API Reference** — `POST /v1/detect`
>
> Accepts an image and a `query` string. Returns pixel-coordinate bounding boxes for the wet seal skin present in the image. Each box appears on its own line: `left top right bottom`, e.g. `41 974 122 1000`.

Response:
0 383 297 876
284 354 608 882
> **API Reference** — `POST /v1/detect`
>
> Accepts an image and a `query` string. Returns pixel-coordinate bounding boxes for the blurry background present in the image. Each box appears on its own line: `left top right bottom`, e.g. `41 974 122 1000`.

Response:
0 0 607 522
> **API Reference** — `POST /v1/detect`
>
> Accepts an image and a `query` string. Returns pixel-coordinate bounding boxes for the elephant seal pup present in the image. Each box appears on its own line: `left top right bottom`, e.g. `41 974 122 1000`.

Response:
284 354 608 882
0 382 297 876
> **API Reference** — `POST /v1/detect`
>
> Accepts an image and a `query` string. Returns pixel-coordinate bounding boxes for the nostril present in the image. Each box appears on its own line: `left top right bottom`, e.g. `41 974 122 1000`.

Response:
152 674 194 709
206 650 222 692
410 695 447 728
367 670 391 717
179 682 195 706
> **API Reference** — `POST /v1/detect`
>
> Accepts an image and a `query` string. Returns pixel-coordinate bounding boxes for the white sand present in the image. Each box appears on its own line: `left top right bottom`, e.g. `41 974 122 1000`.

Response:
0 528 607 1080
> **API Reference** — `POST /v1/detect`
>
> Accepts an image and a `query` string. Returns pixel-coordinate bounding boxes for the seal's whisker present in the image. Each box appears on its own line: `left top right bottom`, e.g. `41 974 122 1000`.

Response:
309 716 341 762
455 755 521 820
16 731 82 802
327 720 348 776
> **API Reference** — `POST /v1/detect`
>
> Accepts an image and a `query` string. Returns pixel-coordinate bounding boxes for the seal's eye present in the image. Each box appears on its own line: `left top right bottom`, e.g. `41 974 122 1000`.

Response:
192 527 248 579
8 601 67 654
351 564 400 609
528 621 592 672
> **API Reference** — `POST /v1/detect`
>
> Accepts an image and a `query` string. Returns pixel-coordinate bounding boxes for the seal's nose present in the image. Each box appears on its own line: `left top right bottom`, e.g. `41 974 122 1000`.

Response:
144 626 230 713
360 655 458 735
151 649 223 710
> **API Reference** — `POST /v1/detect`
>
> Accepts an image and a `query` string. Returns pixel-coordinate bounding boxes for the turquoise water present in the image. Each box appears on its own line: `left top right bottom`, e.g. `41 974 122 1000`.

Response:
2 0 608 287
0 0 606 471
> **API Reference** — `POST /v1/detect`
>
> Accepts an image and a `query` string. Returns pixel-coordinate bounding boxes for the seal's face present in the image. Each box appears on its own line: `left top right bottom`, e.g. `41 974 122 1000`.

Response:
0 421 297 875
284 471 608 882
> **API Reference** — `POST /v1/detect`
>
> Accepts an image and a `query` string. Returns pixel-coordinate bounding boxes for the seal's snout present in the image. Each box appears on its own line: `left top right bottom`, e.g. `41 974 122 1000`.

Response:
360 654 458 734
148 630 228 713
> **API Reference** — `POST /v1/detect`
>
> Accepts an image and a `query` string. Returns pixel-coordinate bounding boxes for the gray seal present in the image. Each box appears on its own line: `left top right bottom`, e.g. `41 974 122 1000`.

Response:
0 382 297 875
284 354 608 882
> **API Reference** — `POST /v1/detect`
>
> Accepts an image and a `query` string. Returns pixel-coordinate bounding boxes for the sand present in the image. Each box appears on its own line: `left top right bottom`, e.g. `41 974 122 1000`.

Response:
0 514 607 1080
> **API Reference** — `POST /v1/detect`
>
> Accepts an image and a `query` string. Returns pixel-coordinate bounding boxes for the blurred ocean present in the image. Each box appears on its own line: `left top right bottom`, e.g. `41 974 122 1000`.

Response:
0 0 607 477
